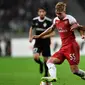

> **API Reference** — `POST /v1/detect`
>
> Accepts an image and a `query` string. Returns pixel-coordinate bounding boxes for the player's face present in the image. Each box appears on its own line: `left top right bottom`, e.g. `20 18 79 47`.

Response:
56 12 65 20
38 9 46 19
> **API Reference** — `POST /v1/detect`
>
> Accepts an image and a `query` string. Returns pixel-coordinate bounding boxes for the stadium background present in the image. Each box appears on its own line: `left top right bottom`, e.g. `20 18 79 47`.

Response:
0 0 85 85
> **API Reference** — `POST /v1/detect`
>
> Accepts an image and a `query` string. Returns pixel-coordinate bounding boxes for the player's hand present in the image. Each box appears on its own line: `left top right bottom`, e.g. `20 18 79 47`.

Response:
70 28 74 31
70 26 77 31
33 35 40 39
29 37 33 42
70 23 79 31
81 35 85 39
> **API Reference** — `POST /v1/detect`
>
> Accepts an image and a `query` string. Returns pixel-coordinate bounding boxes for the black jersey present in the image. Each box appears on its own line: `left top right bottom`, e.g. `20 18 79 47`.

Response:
31 16 52 45
32 16 52 35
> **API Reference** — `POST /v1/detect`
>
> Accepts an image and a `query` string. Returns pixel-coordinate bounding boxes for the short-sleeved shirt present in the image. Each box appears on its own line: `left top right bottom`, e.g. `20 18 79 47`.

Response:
53 14 78 46
52 15 80 65
32 16 52 45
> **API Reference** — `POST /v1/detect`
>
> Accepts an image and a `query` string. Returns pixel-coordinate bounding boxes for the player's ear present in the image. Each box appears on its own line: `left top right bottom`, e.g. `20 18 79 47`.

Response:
38 11 40 15
45 11 46 15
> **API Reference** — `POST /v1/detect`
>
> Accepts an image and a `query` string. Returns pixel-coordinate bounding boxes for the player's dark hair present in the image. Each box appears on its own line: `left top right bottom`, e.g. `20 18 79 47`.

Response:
38 6 46 11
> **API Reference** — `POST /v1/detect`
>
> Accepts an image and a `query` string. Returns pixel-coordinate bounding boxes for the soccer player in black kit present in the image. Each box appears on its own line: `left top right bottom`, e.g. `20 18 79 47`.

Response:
29 7 55 77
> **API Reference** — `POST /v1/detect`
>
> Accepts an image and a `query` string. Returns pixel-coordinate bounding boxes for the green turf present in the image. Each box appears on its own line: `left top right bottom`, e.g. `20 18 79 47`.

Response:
0 56 85 85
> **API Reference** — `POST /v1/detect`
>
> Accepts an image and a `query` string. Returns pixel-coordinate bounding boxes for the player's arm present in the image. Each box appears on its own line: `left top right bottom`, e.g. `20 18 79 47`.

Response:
42 31 55 38
29 26 33 42
33 24 55 39
77 28 85 39
70 23 85 39
71 24 85 31
41 20 55 38
70 23 79 31
78 29 84 36
77 25 85 31
70 21 85 39
29 18 35 42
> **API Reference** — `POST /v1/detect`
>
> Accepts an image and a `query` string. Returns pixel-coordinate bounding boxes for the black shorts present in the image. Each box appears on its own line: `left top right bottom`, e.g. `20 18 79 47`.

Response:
33 42 51 57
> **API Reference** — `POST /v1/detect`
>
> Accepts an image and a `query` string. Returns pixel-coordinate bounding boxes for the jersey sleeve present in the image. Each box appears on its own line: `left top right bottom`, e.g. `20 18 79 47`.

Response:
53 18 56 25
48 18 56 30
68 15 77 25
51 17 58 28
31 19 35 28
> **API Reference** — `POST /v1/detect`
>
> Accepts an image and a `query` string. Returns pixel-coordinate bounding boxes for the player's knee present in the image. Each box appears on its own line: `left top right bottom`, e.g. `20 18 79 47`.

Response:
71 69 78 74
34 54 39 61
70 65 79 74
47 57 55 64
46 62 55 69
47 57 62 65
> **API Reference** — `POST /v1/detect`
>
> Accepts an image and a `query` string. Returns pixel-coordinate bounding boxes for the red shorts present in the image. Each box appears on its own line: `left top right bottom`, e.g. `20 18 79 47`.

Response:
52 41 80 65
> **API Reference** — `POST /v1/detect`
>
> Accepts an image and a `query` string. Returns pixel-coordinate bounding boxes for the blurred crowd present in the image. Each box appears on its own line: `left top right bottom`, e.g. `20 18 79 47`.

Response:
0 0 85 57
0 35 11 57
0 0 58 34
0 0 85 34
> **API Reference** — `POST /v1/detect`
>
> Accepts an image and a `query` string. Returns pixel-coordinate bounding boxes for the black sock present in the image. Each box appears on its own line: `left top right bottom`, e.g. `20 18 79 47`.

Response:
34 58 43 73
34 59 43 65
74 69 85 77
44 62 48 77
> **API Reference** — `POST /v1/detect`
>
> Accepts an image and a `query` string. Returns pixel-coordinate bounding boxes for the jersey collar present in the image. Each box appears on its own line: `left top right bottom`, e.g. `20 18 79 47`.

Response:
38 16 46 22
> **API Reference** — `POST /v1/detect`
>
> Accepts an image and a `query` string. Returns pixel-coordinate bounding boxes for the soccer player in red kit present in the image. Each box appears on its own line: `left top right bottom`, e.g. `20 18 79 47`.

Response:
33 2 85 82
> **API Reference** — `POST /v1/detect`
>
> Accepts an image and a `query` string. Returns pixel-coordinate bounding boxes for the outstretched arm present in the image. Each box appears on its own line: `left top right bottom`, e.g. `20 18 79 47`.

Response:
33 25 55 39
78 25 85 31
70 23 80 31
71 25 85 31
77 28 85 39
39 25 54 37
42 31 55 38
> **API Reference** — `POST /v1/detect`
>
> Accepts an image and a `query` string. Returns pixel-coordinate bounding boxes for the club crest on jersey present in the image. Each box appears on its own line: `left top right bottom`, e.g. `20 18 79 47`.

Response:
43 23 47 27
55 21 58 24
64 20 68 24
36 23 38 26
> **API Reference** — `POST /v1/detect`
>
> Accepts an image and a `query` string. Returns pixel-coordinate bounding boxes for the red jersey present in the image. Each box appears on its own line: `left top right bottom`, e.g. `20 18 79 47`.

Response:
53 14 77 46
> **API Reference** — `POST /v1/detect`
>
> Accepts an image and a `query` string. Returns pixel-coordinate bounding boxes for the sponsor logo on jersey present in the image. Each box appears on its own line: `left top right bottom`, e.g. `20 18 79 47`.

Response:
36 28 45 31
58 27 67 32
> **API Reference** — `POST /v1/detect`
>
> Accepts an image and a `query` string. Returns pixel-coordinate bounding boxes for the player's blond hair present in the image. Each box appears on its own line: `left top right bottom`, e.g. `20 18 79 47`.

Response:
55 2 66 13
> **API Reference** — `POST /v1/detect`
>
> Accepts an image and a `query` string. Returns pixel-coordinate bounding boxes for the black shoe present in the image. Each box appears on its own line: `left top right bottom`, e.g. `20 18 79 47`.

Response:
81 74 85 80
40 63 43 74
44 73 48 77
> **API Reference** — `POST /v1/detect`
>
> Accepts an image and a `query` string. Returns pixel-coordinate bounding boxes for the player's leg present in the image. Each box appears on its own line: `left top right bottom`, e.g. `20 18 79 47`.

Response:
42 45 51 77
41 52 65 82
33 44 43 73
70 65 85 80
65 41 85 79
43 57 49 77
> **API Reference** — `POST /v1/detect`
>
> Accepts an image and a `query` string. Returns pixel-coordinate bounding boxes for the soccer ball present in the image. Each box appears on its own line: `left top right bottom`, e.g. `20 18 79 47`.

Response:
40 81 53 85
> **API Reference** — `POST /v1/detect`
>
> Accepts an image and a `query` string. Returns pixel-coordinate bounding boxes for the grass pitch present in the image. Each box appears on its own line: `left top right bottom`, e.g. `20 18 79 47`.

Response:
0 56 85 85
